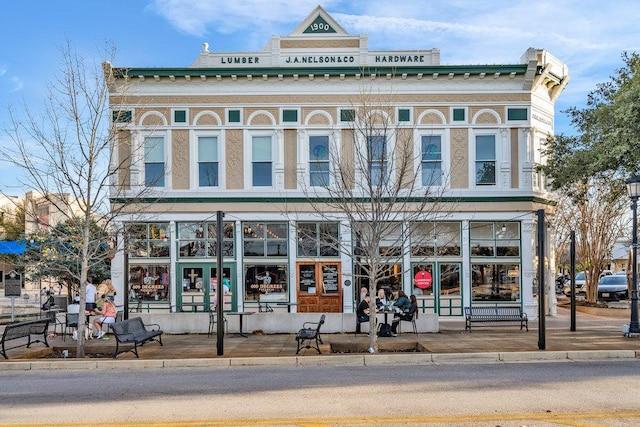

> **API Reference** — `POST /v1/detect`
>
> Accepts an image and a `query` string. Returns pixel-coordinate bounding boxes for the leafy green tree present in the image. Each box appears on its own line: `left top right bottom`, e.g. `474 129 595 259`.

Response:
541 52 640 188
21 218 112 299
541 52 639 302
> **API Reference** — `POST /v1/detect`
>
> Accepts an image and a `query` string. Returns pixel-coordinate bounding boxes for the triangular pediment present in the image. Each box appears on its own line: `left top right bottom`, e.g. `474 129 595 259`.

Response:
289 5 350 36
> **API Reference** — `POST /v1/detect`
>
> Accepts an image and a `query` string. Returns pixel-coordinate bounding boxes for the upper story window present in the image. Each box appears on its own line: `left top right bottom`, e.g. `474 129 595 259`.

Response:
421 135 442 186
126 223 170 258
198 136 219 187
144 136 165 187
243 222 287 257
475 135 496 185
309 135 330 187
368 135 387 187
252 136 272 187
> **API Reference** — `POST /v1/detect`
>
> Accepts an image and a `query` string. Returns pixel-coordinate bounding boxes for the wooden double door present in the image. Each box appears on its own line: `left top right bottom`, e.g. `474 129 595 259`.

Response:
296 262 342 313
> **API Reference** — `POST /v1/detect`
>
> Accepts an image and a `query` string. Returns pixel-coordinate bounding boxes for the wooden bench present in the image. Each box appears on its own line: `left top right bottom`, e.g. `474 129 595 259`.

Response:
464 306 528 332
109 317 163 358
1 318 50 359
295 314 325 354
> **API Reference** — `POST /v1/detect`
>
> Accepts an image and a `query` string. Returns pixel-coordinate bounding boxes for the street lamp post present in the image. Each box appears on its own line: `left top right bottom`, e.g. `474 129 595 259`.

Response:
625 175 640 336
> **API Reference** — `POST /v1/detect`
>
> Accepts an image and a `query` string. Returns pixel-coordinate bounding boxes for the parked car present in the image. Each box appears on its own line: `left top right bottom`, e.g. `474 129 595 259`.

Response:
573 271 587 295
597 275 629 301
564 270 613 296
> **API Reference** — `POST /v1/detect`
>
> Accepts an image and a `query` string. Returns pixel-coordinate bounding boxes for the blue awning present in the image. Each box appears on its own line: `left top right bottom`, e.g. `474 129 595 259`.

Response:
0 240 26 255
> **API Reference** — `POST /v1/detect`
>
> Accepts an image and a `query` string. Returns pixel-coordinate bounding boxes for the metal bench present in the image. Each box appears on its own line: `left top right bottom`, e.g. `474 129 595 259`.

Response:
295 314 325 354
1 318 50 359
109 317 163 358
464 306 528 332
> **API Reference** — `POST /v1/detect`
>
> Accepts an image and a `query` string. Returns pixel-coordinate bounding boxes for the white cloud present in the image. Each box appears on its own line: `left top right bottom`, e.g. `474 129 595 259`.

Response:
148 0 343 37
145 0 639 135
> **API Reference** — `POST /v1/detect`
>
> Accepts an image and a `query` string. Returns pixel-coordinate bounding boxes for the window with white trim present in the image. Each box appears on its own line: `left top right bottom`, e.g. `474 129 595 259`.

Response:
475 135 496 185
421 135 442 186
252 136 272 187
309 135 330 187
144 136 165 187
368 135 387 186
197 136 218 187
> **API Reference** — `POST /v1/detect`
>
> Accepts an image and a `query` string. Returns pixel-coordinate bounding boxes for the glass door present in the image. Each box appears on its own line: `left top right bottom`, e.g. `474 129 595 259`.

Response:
412 262 463 316
209 265 236 312
178 264 207 312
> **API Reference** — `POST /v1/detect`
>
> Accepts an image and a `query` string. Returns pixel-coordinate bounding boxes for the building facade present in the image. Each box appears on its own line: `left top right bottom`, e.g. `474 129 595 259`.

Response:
105 7 568 323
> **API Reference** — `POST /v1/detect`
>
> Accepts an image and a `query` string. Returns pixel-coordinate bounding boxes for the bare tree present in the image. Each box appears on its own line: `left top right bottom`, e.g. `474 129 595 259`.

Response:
1 41 146 357
552 177 628 302
296 89 453 352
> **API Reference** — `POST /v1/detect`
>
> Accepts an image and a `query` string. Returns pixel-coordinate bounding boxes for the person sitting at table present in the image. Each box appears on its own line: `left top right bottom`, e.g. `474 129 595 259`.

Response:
375 288 388 310
391 294 418 335
356 293 371 323
392 290 411 313
92 295 117 339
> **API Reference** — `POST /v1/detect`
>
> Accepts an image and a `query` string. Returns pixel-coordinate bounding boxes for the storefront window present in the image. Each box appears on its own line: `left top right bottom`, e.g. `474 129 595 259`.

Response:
244 264 288 301
471 263 520 301
354 263 402 298
129 264 170 302
243 222 287 257
126 223 170 258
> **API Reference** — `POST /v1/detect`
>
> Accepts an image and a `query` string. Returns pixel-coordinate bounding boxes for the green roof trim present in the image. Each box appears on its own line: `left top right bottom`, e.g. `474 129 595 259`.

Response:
113 64 530 79
111 195 555 206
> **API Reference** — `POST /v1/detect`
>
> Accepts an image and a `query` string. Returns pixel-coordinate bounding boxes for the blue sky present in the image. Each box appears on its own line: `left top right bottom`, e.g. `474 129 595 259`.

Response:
1 0 639 194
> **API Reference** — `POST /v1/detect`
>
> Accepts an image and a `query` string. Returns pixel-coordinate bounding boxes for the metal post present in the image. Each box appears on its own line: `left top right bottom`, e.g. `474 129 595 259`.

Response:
216 211 225 355
570 230 576 332
123 251 129 320
630 196 640 334
537 209 546 350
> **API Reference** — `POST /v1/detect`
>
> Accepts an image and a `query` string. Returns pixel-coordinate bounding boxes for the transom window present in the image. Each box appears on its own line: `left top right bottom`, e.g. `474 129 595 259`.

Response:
177 221 234 258
411 221 461 256
470 222 520 257
243 222 287 257
125 223 170 258
297 222 339 257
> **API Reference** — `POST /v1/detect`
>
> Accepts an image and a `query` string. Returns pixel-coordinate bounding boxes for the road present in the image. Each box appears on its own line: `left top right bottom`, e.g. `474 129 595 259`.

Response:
1 360 640 426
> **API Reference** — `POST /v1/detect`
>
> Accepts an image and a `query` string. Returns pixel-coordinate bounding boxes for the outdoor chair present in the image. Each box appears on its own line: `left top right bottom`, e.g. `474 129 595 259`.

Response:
208 309 228 337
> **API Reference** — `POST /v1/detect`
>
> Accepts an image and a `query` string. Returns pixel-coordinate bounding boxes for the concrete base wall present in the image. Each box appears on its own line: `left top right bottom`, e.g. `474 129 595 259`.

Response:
133 312 440 334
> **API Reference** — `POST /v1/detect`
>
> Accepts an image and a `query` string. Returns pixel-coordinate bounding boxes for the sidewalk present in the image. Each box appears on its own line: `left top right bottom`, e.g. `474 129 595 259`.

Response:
1 305 639 368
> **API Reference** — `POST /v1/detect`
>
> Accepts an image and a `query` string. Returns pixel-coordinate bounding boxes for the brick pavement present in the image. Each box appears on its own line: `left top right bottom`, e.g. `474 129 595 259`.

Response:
1 305 639 364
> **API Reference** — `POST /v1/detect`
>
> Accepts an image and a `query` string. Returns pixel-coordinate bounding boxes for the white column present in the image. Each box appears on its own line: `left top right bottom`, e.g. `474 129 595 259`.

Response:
341 220 355 312
274 129 284 189
521 216 537 317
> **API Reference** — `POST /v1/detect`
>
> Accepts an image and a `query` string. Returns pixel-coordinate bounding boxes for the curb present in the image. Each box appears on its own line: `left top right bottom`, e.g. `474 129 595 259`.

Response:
0 350 638 371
